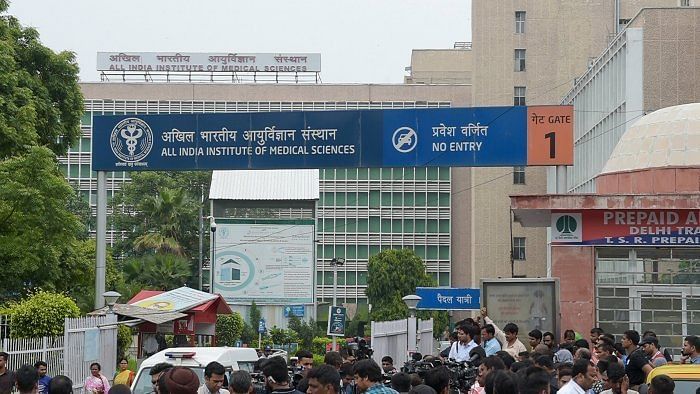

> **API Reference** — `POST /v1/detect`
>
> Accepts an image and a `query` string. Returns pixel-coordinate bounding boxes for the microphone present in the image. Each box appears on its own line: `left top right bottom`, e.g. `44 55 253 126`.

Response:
469 346 487 365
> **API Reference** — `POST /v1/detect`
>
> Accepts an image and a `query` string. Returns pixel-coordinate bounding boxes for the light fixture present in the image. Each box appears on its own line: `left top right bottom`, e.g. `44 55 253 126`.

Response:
402 294 422 311
102 291 121 313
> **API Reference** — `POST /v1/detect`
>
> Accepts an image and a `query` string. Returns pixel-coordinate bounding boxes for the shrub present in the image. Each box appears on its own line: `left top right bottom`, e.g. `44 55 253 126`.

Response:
117 324 133 359
4 291 80 338
216 313 245 346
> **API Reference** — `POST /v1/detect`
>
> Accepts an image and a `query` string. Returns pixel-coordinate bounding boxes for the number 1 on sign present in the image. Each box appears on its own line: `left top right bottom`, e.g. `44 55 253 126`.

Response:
544 131 556 159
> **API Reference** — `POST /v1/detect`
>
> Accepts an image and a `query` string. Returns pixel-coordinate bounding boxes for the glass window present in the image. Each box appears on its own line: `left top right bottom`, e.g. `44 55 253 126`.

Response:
358 245 368 259
69 165 79 178
324 218 334 233
324 245 334 257
439 167 450 180
439 220 450 233
336 271 345 285
324 192 335 206
358 192 369 206
381 219 391 233
80 164 91 178
369 217 380 232
515 11 526 33
345 219 356 233
393 192 403 206
404 168 415 180
80 137 91 152
347 246 357 259
370 168 381 180
358 168 368 180
347 169 357 180
59 164 68 176
415 168 426 180
316 271 323 285
439 193 450 207
369 191 380 208
325 169 335 180
513 237 526 260
427 193 439 207
369 245 380 257
80 112 92 126
392 219 403 233
414 246 426 259
427 167 439 180
405 193 415 206
514 87 526 106
336 193 346 206
515 49 526 72
513 166 526 184
415 193 426 206
415 219 426 233
430 272 438 282
317 244 323 258
392 168 404 180
346 272 357 285
80 190 89 203
358 271 368 285
427 246 439 259
404 219 414 232
336 169 346 180
439 246 450 260
381 168 392 180
358 218 369 232
323 271 334 284
427 220 439 233
381 192 392 206
439 273 450 286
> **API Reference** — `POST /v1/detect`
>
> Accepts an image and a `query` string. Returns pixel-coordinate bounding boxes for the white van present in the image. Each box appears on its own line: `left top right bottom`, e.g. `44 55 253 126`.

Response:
131 347 259 394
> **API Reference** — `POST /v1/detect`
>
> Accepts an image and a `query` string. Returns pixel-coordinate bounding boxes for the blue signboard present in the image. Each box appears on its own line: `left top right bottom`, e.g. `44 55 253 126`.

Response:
258 318 266 334
284 305 305 318
91 106 571 171
326 306 346 337
415 287 481 310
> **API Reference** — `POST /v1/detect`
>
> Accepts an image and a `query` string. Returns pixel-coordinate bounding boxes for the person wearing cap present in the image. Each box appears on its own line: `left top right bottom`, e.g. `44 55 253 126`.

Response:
199 362 230 394
159 367 200 394
264 346 273 358
640 337 666 368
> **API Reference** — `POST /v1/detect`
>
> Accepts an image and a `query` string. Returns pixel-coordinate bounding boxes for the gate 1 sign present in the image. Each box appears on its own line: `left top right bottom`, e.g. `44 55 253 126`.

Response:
92 106 573 171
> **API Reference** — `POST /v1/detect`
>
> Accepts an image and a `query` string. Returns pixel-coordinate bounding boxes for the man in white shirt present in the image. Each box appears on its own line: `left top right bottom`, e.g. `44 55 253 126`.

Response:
557 359 597 394
448 324 479 362
480 308 527 359
198 361 231 394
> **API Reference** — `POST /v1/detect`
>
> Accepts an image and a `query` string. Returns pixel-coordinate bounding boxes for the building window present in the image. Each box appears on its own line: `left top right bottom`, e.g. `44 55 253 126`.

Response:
514 87 526 106
513 237 526 260
513 166 525 184
680 0 690 6
514 49 526 72
515 11 526 33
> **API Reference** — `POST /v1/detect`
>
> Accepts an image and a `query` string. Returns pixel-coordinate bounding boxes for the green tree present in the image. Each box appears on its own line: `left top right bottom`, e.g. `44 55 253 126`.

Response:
119 253 192 292
216 313 245 346
288 317 325 350
117 324 133 360
3 290 80 338
241 302 262 345
366 249 449 337
0 1 83 159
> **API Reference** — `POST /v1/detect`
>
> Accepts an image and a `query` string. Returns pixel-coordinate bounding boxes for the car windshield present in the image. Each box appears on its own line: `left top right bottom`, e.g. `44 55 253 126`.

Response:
132 367 206 394
673 380 700 394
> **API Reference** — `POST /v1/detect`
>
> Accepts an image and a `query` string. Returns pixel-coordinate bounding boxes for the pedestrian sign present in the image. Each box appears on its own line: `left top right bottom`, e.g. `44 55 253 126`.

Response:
326 306 346 337
258 318 266 334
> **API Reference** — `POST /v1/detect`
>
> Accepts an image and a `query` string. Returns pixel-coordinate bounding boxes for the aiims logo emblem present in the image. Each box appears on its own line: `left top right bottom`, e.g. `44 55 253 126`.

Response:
551 213 582 242
110 118 154 163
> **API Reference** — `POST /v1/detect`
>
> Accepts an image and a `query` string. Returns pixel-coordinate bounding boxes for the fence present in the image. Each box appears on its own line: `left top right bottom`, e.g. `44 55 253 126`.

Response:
1 336 64 374
63 315 118 391
0 314 118 391
370 317 433 367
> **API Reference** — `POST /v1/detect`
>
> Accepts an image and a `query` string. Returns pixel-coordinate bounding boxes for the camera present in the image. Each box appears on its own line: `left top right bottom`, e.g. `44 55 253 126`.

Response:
348 338 374 360
442 360 478 393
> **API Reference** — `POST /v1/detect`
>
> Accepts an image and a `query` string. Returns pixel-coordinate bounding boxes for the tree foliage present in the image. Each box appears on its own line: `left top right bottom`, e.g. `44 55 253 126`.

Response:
0 2 83 159
216 312 245 346
288 317 325 350
366 249 450 336
3 290 80 338
240 301 262 345
117 324 134 360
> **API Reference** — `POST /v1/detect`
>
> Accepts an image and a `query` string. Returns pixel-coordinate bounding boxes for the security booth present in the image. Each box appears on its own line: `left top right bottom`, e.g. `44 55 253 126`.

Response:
91 286 233 358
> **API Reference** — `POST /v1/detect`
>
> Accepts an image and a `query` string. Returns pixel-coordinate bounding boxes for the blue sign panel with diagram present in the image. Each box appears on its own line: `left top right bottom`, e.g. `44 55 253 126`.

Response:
284 305 305 318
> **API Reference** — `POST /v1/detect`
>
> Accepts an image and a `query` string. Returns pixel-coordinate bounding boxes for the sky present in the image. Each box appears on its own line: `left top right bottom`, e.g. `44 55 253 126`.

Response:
8 0 471 84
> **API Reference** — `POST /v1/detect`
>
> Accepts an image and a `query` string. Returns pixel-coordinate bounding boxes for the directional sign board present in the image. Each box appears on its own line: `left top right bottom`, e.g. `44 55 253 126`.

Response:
92 106 573 171
327 306 346 337
284 305 305 318
415 287 481 310
258 318 266 334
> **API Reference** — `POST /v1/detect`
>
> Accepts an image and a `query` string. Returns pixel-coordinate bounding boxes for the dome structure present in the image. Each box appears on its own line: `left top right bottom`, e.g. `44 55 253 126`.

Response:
602 103 700 174
596 103 700 194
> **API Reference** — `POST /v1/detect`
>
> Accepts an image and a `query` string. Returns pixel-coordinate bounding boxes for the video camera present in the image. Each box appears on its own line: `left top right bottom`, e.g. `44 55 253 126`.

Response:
401 359 441 379
442 359 478 393
348 337 373 360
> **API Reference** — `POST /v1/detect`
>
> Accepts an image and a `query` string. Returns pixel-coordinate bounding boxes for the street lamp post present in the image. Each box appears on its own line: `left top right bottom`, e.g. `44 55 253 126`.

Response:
103 291 121 315
402 294 422 358
330 257 345 350
205 216 217 293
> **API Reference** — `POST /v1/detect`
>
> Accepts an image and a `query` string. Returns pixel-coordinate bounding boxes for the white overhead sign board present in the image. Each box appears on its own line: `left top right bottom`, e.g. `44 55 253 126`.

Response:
97 52 321 72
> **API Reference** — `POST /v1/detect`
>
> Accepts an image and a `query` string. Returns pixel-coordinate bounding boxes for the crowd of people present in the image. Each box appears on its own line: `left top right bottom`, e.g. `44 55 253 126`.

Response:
0 305 697 394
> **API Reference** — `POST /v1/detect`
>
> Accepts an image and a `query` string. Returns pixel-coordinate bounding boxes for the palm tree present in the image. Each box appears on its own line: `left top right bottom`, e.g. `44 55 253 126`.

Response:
142 253 192 290
133 188 192 256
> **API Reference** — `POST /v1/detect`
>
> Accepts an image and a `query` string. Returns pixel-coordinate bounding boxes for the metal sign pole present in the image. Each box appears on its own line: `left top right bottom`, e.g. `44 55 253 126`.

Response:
95 171 107 309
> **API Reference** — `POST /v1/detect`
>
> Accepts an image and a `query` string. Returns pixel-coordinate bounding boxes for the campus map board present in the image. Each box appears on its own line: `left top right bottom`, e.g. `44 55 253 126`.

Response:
212 220 315 304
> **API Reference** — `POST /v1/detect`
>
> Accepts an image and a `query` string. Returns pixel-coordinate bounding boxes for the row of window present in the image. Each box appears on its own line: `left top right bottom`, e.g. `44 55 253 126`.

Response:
316 270 451 287
320 191 450 208
318 217 450 234
60 164 127 180
321 167 450 181
317 244 450 260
